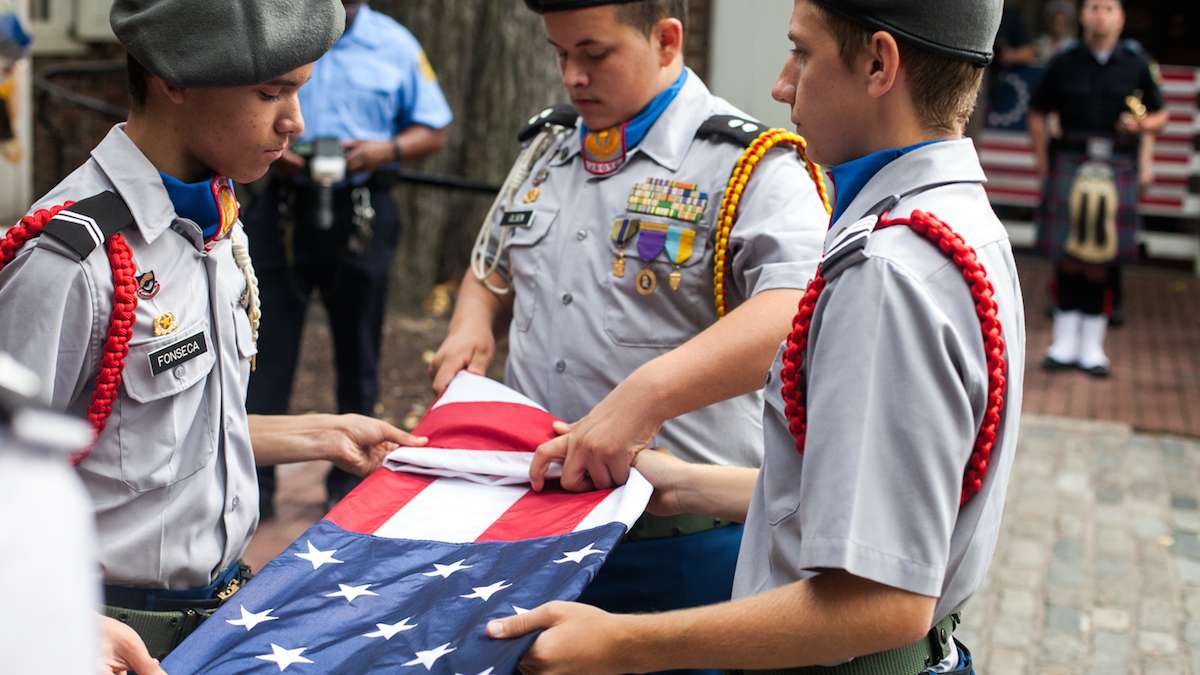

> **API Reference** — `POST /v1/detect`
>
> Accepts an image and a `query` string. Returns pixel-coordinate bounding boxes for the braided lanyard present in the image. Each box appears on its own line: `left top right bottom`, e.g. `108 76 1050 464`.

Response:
713 130 832 318
778 209 1008 506
0 204 138 466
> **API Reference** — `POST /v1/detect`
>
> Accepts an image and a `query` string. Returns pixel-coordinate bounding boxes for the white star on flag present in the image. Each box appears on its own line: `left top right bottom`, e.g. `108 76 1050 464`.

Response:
226 605 278 631
423 558 473 578
325 583 379 603
511 605 530 615
456 669 495 675
460 580 512 602
554 542 605 564
404 642 456 670
363 617 418 640
295 541 343 570
255 644 314 671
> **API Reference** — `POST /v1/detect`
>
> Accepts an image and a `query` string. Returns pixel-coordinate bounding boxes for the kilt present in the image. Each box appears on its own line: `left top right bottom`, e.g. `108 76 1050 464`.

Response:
1036 150 1140 264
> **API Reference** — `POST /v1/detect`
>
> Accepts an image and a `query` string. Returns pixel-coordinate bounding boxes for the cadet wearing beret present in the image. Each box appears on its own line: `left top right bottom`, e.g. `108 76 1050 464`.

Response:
487 0 1026 672
431 0 828 650
0 0 427 662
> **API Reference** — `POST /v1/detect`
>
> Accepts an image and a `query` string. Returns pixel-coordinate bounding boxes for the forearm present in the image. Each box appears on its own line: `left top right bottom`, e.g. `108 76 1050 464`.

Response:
1141 109 1169 134
629 288 802 422
675 463 758 522
1028 112 1049 170
614 572 935 672
393 125 448 163
451 270 513 334
248 414 340 466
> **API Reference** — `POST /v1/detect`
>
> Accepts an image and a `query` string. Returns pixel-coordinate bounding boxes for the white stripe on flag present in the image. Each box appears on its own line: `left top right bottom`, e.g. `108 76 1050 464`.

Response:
372 478 530 542
433 372 547 412
572 469 654 533
384 447 562 486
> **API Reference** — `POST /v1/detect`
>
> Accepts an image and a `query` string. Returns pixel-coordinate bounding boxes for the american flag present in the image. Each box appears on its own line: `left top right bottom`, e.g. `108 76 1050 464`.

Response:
163 373 650 674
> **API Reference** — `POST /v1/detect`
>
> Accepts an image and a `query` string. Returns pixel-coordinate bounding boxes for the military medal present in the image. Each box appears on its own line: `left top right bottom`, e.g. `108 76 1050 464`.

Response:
610 218 641 279
663 225 696 292
523 187 541 204
135 270 160 300
634 222 669 295
533 168 550 186
153 312 178 337
581 125 627 176
627 177 709 223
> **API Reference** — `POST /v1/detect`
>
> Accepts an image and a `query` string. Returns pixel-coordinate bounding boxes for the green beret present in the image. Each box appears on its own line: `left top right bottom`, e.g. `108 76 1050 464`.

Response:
524 0 645 13
111 0 345 87
812 0 1002 65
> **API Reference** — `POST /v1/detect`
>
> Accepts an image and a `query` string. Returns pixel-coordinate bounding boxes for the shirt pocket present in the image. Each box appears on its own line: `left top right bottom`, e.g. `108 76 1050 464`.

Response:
504 207 558 333
602 217 715 348
342 66 402 134
117 321 216 492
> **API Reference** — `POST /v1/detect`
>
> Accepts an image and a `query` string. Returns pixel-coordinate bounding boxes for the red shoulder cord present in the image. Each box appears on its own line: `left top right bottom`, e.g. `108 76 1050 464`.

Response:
0 204 138 465
779 210 1008 506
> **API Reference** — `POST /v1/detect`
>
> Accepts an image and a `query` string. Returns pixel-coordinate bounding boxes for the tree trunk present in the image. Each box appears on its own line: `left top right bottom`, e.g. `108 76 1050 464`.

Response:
371 0 564 312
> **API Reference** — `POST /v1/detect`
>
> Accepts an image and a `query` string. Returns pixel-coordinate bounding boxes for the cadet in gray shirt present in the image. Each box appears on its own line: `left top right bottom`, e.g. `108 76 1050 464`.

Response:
487 1 1025 672
0 0 426 662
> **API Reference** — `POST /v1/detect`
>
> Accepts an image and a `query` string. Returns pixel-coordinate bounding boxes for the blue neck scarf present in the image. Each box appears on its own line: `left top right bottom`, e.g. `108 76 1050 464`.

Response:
828 139 945 224
577 69 687 175
160 172 224 239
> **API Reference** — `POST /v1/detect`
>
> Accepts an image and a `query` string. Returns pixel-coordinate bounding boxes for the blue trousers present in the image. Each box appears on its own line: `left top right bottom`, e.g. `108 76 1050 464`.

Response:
579 524 744 675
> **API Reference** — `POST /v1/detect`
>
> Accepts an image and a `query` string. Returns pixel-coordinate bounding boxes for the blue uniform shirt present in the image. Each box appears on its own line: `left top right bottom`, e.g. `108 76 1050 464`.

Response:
298 4 453 143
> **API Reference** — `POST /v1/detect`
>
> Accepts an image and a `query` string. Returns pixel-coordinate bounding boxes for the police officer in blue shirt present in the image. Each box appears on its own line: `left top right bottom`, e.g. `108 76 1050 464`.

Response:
247 0 452 514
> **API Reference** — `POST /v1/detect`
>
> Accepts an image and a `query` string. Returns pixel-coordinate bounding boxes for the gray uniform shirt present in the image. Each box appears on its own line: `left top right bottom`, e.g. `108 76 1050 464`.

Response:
0 125 259 589
733 140 1027 623
487 70 827 467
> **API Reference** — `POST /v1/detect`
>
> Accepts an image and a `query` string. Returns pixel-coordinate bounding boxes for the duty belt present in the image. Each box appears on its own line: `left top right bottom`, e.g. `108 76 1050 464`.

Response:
624 513 737 541
729 612 962 675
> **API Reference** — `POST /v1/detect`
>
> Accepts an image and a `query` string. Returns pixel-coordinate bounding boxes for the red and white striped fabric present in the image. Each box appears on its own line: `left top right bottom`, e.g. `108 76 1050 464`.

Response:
977 64 1200 219
328 372 651 543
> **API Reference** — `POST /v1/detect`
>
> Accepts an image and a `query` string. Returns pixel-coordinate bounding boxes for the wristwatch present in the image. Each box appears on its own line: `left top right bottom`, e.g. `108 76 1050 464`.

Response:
392 137 404 163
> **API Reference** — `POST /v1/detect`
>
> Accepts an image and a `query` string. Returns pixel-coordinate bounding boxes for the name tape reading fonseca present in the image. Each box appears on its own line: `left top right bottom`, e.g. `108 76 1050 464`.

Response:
148 331 208 376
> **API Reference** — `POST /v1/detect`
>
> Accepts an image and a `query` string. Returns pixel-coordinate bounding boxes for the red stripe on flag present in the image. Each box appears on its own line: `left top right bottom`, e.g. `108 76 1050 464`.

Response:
325 469 436 534
475 487 615 542
413 401 558 452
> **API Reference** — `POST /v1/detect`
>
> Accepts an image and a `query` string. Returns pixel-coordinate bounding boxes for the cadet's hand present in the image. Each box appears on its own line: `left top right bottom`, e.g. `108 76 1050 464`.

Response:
323 414 429 477
632 447 691 517
1116 112 1142 136
487 602 631 675
530 385 661 491
429 323 496 394
100 616 164 675
343 140 397 174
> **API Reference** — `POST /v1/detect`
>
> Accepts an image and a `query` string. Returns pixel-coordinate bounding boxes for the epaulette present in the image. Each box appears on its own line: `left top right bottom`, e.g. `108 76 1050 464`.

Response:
518 104 579 143
37 191 135 261
696 114 768 147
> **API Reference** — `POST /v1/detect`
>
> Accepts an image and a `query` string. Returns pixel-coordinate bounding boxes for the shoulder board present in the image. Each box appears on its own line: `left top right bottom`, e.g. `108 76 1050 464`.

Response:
38 192 135 261
696 114 768 147
820 214 878 280
518 104 580 143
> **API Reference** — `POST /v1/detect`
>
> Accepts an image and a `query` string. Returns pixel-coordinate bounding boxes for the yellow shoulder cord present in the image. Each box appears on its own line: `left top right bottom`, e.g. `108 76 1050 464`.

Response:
469 126 568 295
713 130 832 319
231 228 261 371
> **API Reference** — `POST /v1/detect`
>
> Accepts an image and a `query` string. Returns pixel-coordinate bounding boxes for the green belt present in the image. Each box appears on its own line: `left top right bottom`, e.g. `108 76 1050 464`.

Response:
103 605 214 661
625 513 736 541
730 612 960 675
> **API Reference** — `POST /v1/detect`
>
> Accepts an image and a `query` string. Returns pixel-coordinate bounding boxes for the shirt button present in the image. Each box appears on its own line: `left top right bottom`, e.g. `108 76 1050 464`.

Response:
576 229 588 241
764 370 773 385
231 496 240 509
172 366 186 380
561 292 573 306
555 360 566 373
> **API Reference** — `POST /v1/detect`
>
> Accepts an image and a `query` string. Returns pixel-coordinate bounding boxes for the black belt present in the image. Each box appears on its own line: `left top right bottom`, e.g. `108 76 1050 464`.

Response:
104 562 251 612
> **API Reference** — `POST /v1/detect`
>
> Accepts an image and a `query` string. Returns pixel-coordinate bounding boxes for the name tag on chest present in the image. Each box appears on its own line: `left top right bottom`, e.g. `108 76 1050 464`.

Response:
148 331 208 376
500 210 535 229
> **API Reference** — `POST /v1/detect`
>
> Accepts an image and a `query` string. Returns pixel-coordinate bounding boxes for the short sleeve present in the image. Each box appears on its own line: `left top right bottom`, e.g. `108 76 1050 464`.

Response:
726 152 826 303
791 256 983 596
1141 61 1165 113
0 245 96 409
395 31 453 130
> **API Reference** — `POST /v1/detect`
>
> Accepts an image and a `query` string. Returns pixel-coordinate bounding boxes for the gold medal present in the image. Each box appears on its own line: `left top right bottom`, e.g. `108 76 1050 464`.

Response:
523 187 541 204
636 267 657 295
153 312 178 337
669 268 682 291
612 253 626 278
